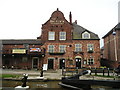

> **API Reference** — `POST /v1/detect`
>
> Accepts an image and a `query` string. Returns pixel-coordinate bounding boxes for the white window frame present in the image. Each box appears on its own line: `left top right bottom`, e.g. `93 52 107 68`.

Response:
82 31 90 39
75 44 82 52
59 45 66 52
48 32 55 40
87 44 94 51
59 32 66 40
87 58 94 65
48 45 54 52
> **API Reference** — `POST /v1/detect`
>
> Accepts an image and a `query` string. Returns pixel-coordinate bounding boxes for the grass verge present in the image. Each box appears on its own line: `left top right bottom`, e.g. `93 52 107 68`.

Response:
0 74 21 78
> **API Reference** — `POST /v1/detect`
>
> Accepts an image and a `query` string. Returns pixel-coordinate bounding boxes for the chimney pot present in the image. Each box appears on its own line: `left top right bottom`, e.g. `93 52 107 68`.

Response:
75 20 77 24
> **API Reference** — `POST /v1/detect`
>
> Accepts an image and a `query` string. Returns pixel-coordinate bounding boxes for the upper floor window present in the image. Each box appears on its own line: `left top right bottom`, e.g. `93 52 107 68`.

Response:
59 45 66 52
59 32 66 40
82 32 90 39
48 32 55 40
23 44 29 50
87 44 94 51
48 45 54 52
75 44 82 52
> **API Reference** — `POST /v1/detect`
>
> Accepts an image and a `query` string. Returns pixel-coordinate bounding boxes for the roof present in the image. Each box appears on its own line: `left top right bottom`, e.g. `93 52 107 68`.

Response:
72 23 100 40
103 23 120 38
1 39 42 45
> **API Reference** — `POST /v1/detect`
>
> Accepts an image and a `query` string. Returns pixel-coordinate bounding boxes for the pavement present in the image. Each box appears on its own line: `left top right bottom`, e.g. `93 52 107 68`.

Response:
1 69 63 80
1 69 120 80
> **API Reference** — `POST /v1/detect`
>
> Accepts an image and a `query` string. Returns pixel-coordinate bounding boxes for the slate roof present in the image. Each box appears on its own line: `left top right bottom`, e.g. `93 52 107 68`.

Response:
72 23 100 40
103 23 120 38
1 39 42 45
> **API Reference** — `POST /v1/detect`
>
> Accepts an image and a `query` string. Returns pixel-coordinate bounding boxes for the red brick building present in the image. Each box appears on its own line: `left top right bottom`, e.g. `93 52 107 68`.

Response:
2 9 100 70
102 23 120 68
2 39 44 69
38 8 100 69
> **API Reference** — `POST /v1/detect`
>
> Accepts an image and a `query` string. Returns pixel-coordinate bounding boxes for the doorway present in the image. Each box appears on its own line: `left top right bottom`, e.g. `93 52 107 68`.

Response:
75 58 81 69
48 58 54 69
59 58 65 69
32 57 39 69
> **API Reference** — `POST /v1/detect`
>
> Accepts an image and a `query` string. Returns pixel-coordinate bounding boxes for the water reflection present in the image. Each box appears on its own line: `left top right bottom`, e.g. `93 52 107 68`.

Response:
2 80 120 90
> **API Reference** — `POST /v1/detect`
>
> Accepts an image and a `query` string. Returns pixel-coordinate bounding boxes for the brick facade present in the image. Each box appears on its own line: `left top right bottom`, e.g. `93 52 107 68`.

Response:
103 23 120 68
2 9 100 70
39 9 100 69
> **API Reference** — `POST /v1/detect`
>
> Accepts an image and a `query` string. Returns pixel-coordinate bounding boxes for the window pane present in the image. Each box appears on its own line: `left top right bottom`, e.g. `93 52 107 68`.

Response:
82 32 90 39
75 44 82 52
48 32 55 40
88 58 94 65
87 44 94 51
59 45 66 52
48 45 54 52
59 32 66 40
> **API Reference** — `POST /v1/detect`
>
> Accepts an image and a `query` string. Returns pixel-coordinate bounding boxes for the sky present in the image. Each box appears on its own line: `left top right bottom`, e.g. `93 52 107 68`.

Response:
0 0 120 47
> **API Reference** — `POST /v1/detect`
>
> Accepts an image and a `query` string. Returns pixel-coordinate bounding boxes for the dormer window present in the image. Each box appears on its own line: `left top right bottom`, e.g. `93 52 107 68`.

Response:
82 31 90 39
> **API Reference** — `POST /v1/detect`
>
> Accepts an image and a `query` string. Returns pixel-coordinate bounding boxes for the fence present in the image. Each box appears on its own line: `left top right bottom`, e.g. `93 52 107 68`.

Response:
62 67 119 77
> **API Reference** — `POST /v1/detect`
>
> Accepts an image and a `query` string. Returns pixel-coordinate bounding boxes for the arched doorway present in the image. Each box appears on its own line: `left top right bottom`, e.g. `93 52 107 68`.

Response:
75 56 82 69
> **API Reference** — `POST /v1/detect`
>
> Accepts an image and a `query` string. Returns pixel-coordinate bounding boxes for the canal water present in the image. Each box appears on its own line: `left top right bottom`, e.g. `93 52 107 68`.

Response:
2 80 120 90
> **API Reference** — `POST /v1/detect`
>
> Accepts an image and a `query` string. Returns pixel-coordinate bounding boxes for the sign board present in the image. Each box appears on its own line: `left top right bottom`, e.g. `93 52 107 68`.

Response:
30 48 41 52
12 49 26 54
43 64 48 71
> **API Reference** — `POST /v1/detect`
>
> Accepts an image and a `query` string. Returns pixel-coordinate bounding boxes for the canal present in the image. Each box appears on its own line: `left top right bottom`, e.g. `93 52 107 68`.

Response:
2 80 120 90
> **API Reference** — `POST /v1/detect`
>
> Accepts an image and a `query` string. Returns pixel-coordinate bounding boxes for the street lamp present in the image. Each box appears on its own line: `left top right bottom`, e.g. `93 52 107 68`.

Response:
112 30 117 61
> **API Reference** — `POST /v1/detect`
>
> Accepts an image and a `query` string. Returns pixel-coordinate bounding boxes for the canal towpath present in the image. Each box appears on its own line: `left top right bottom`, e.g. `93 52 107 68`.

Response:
1 69 119 80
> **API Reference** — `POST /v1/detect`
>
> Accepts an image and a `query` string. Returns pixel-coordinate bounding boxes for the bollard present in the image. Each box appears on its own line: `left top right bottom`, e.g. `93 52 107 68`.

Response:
95 68 97 75
11 65 14 70
76 67 79 74
22 74 28 87
103 68 105 76
15 74 29 90
107 68 110 77
62 67 64 76
40 67 43 77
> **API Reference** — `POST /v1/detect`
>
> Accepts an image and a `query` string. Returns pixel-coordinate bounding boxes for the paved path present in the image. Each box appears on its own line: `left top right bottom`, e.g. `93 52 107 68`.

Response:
1 69 119 80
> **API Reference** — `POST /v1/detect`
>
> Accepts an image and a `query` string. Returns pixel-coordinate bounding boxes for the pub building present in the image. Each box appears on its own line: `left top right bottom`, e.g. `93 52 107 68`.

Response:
2 9 100 70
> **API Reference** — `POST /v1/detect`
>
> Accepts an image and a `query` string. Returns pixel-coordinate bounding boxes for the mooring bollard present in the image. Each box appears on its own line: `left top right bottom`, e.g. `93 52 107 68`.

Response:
103 68 105 76
76 67 79 74
40 67 43 77
95 68 97 75
22 74 28 87
107 68 110 76
15 74 29 90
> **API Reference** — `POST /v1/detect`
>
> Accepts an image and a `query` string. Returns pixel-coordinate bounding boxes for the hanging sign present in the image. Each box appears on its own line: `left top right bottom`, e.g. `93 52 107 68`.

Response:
30 48 41 52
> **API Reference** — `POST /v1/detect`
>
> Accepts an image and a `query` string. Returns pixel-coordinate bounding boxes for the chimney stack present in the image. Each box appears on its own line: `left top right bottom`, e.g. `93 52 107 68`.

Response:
69 12 72 24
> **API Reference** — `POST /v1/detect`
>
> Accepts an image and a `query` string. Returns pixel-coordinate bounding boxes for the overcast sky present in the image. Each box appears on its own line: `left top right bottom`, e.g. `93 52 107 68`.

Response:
0 0 120 46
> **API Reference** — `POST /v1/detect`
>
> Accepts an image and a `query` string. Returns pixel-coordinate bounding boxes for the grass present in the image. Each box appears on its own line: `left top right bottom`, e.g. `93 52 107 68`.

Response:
0 74 21 78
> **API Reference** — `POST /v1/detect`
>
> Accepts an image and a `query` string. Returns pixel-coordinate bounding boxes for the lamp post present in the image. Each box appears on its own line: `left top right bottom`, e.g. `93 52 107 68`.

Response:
112 31 117 61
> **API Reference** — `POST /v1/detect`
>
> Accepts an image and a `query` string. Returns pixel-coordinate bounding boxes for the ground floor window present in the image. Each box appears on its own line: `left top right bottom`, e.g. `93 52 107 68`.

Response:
88 58 94 65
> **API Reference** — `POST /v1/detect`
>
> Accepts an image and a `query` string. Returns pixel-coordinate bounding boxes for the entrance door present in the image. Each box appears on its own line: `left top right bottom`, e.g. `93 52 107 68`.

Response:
76 58 81 68
60 59 65 69
32 57 39 69
48 59 54 69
